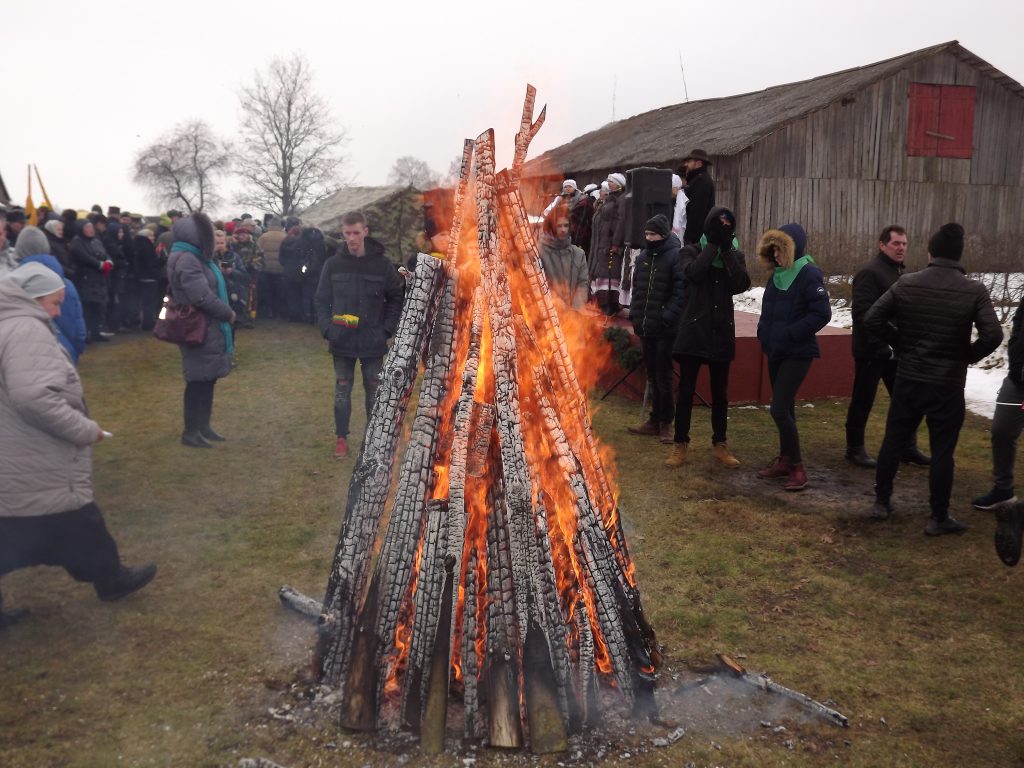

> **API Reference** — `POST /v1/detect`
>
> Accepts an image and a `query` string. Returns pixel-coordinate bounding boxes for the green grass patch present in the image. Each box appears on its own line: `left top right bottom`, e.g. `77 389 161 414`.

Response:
1 323 1021 767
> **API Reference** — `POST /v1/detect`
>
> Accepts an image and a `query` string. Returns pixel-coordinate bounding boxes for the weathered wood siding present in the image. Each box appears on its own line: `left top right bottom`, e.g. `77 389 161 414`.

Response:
717 51 1024 272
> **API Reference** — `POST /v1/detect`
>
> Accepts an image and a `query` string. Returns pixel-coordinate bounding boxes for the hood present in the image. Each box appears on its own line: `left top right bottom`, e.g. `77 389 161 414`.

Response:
341 236 386 259
758 229 796 271
19 253 66 278
15 226 50 261
0 274 52 324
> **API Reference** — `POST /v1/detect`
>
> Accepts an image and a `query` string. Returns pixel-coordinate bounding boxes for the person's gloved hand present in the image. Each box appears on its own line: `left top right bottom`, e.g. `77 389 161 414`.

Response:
704 210 736 248
101 260 114 276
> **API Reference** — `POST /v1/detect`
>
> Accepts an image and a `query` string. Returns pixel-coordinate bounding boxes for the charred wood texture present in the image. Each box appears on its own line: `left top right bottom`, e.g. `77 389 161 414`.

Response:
372 273 458 710
311 86 659 755
319 257 444 688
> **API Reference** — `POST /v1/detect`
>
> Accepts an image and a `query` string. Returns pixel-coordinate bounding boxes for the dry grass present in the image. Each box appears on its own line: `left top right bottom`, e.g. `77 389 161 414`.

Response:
1 323 1022 768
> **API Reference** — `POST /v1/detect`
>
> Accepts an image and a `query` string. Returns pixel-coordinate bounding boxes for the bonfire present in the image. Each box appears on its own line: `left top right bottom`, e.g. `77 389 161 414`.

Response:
310 87 659 754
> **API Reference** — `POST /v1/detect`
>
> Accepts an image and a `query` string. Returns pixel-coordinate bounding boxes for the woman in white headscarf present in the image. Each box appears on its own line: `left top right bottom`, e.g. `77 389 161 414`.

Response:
0 263 156 628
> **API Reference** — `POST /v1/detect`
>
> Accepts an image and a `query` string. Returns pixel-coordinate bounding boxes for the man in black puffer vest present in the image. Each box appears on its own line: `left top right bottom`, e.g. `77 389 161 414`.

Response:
844 225 929 468
627 214 685 441
865 223 1003 534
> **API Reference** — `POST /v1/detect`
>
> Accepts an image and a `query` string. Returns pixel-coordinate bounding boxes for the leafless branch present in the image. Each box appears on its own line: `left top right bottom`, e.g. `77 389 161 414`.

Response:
235 54 348 216
133 120 230 213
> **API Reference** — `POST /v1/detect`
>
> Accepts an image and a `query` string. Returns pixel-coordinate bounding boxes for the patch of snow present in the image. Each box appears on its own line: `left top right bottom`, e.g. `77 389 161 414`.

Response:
734 281 1018 420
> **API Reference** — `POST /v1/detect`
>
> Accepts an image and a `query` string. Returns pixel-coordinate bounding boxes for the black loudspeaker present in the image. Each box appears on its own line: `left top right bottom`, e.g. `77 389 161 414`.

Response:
626 167 674 246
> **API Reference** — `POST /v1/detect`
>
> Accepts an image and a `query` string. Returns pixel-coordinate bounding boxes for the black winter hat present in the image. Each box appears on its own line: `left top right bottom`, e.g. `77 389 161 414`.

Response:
928 222 964 261
6 208 26 224
644 214 671 238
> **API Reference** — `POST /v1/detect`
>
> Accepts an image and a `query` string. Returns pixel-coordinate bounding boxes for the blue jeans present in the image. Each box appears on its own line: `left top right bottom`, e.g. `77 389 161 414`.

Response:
333 355 383 438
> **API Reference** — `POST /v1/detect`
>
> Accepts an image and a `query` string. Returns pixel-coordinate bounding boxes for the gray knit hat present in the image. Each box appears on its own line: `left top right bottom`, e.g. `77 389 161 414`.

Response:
8 261 66 298
14 226 50 262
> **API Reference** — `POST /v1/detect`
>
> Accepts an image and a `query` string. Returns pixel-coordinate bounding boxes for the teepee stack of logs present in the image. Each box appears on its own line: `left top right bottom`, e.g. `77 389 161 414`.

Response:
313 87 659 755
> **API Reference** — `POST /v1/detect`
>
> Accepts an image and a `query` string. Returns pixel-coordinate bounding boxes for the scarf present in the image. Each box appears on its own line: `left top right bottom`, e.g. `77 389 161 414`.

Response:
698 234 741 268
773 254 815 291
172 241 234 355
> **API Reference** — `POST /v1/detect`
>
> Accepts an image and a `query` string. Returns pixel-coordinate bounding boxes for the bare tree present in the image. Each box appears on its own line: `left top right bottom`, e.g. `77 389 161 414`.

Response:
439 154 464 187
133 120 230 213
236 54 347 216
388 156 440 190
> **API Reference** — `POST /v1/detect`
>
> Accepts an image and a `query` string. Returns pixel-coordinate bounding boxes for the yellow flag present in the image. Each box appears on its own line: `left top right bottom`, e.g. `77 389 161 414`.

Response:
25 165 37 226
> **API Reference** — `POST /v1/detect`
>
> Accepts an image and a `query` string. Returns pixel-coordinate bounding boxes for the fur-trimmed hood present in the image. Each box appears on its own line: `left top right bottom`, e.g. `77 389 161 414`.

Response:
758 223 807 271
758 229 795 270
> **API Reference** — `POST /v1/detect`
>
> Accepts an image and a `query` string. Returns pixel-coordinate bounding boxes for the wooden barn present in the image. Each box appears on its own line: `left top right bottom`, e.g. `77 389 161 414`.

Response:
525 41 1024 272
299 185 423 265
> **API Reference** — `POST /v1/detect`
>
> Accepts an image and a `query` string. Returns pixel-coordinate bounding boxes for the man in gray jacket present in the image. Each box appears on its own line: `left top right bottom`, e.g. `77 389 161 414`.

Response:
865 223 1003 535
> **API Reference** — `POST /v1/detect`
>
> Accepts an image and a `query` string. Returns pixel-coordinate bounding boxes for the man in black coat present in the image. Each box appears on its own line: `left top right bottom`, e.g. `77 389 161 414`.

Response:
627 214 685 441
314 210 404 459
975 292 1024 565
665 207 751 468
678 149 715 246
844 226 929 468
865 223 1003 534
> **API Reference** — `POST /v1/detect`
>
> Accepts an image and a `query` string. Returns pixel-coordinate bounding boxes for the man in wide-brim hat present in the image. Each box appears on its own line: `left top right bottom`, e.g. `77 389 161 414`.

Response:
677 148 715 246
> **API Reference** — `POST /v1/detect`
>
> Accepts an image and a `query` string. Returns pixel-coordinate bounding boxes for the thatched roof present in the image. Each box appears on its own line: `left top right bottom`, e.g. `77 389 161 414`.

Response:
525 41 1024 176
299 185 413 231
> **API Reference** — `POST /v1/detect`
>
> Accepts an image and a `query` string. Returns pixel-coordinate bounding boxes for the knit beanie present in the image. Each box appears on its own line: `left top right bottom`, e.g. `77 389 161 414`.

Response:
14 226 50 261
607 172 626 189
8 261 65 298
928 222 964 261
644 214 671 238
562 179 578 191
44 219 63 236
779 223 807 260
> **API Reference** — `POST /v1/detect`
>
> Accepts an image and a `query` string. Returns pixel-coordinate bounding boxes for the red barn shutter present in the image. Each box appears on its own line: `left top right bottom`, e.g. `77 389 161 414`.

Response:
937 85 976 159
907 83 976 159
907 83 941 156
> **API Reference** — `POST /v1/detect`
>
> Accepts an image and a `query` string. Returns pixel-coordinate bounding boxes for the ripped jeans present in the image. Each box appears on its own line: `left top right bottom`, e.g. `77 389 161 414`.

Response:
333 355 383 438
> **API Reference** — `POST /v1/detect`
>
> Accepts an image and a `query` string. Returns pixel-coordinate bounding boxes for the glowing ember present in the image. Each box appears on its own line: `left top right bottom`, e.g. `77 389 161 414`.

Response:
314 87 659 755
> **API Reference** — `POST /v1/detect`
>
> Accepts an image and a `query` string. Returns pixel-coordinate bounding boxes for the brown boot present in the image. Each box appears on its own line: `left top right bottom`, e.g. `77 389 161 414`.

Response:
784 463 808 491
659 422 674 444
712 442 741 468
627 418 660 436
664 442 688 468
756 455 791 479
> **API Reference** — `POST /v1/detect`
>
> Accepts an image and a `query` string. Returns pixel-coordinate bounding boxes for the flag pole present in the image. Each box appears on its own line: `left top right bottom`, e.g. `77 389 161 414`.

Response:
33 165 53 210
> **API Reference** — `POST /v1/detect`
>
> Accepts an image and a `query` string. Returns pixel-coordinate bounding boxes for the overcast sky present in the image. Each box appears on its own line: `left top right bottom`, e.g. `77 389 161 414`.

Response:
4 0 1022 217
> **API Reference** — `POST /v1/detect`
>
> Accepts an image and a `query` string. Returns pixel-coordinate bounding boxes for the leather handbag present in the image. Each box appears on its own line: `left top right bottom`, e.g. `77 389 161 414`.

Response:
153 296 208 347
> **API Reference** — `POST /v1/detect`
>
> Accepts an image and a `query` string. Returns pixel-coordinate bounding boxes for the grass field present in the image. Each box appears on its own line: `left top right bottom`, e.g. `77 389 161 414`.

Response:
1 322 1021 768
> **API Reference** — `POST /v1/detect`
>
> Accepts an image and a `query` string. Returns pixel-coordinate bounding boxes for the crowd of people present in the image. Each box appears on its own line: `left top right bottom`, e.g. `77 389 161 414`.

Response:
1 152 1021 628
536 150 1020 559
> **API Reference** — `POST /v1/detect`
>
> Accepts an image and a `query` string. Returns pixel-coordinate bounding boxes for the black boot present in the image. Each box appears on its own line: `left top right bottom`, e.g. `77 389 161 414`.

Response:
902 446 931 466
181 431 212 448
182 382 212 447
95 563 157 602
199 426 226 442
845 445 877 468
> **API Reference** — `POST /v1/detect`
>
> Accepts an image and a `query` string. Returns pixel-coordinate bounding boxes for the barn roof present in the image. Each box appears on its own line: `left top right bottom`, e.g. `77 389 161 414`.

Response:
298 185 411 230
525 41 1024 176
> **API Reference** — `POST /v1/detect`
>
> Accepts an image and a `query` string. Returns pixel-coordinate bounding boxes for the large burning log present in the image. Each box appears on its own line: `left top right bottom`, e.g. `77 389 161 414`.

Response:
310 86 660 754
